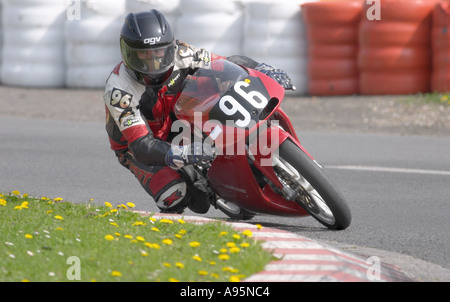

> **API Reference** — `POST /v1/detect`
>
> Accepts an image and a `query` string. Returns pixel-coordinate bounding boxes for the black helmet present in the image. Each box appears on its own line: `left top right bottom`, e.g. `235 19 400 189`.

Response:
120 10 175 86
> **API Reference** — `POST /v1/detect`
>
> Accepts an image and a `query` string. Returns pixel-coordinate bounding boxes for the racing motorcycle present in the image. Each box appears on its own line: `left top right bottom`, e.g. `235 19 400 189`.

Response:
172 59 351 230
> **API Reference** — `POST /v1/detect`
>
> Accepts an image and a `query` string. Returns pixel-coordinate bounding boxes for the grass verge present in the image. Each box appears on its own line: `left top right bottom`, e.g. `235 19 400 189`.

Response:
0 191 273 282
398 92 450 106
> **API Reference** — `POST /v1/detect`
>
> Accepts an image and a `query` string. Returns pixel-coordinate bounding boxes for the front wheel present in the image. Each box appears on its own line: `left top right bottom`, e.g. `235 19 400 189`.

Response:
274 139 351 230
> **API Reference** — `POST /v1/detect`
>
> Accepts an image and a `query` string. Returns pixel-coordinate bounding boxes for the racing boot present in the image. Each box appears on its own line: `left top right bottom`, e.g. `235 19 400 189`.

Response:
180 165 212 214
187 187 211 214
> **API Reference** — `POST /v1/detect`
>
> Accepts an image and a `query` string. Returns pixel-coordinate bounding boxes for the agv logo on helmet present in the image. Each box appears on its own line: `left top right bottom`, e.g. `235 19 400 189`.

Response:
144 37 162 45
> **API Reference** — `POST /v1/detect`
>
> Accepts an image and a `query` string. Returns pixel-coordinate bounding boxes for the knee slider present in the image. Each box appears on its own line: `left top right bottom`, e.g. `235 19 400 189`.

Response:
155 181 188 212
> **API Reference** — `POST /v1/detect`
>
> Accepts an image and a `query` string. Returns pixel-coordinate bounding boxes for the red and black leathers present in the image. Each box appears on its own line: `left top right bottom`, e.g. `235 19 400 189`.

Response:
103 40 258 212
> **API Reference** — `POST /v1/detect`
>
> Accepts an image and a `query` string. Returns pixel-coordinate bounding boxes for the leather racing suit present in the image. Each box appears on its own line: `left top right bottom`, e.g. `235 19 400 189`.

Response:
103 40 258 213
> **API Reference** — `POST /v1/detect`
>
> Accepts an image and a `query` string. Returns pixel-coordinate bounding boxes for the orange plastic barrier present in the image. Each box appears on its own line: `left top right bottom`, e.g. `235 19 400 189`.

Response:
358 0 437 95
301 1 362 95
431 2 450 92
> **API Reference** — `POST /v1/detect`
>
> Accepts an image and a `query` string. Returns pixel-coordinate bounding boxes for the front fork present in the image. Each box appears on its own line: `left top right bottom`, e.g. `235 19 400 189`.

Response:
247 119 317 200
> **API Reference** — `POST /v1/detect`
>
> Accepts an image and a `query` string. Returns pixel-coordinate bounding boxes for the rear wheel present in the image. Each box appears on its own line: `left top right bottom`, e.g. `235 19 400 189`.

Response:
274 139 351 230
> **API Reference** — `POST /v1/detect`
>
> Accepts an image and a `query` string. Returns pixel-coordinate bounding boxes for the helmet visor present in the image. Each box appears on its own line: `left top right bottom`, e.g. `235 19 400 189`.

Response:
123 41 175 75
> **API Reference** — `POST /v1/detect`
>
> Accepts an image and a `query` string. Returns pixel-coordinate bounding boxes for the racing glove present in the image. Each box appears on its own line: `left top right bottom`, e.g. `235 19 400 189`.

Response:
255 63 296 91
165 142 216 170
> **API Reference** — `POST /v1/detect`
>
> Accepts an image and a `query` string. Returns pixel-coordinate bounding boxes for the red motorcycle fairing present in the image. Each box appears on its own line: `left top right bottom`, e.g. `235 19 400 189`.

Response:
173 59 311 216
205 123 309 216
207 152 308 217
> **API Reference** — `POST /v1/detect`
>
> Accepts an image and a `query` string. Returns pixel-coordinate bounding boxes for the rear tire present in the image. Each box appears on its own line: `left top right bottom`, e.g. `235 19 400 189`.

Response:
276 139 351 230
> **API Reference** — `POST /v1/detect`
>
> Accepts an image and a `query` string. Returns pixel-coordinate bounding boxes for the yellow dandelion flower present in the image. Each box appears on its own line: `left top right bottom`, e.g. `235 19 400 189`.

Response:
233 234 241 240
54 215 64 220
145 242 161 249
104 234 115 241
230 275 240 282
54 227 63 231
162 239 173 245
23 193 29 198
0 199 6 206
169 277 179 282
163 262 171 268
226 242 236 248
211 273 219 279
41 196 49 201
179 229 187 235
223 267 239 273
54 197 63 202
136 236 145 242
25 234 33 239
175 262 185 269
219 231 228 237
159 218 173 224
21 201 29 208
110 209 118 213
21 279 30 282
124 234 133 239
229 247 241 254
177 219 186 224
242 230 252 237
151 227 160 232
104 202 112 208
111 271 122 277
46 210 53 214
11 190 21 196
14 205 23 210
114 232 121 237
110 222 119 227
149 217 157 222
198 270 208 276
240 242 250 248
175 234 182 239
140 250 148 256
256 224 263 230
189 241 201 248
192 255 202 262
218 254 230 261
209 261 216 265
132 221 146 226
126 202 136 208
219 248 228 253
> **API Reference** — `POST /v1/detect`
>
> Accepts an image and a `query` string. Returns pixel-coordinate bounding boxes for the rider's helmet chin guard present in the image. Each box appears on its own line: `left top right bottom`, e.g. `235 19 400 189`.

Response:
120 9 175 87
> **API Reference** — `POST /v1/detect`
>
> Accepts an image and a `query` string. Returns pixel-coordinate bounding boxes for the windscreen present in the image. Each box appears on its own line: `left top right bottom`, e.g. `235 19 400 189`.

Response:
174 59 249 116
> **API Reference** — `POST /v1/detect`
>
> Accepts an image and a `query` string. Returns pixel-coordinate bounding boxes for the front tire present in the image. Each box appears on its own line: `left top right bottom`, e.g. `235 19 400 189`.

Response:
275 139 351 230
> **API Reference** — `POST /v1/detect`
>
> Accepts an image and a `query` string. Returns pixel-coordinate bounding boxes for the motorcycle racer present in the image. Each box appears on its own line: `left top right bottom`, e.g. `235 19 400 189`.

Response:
104 9 294 214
